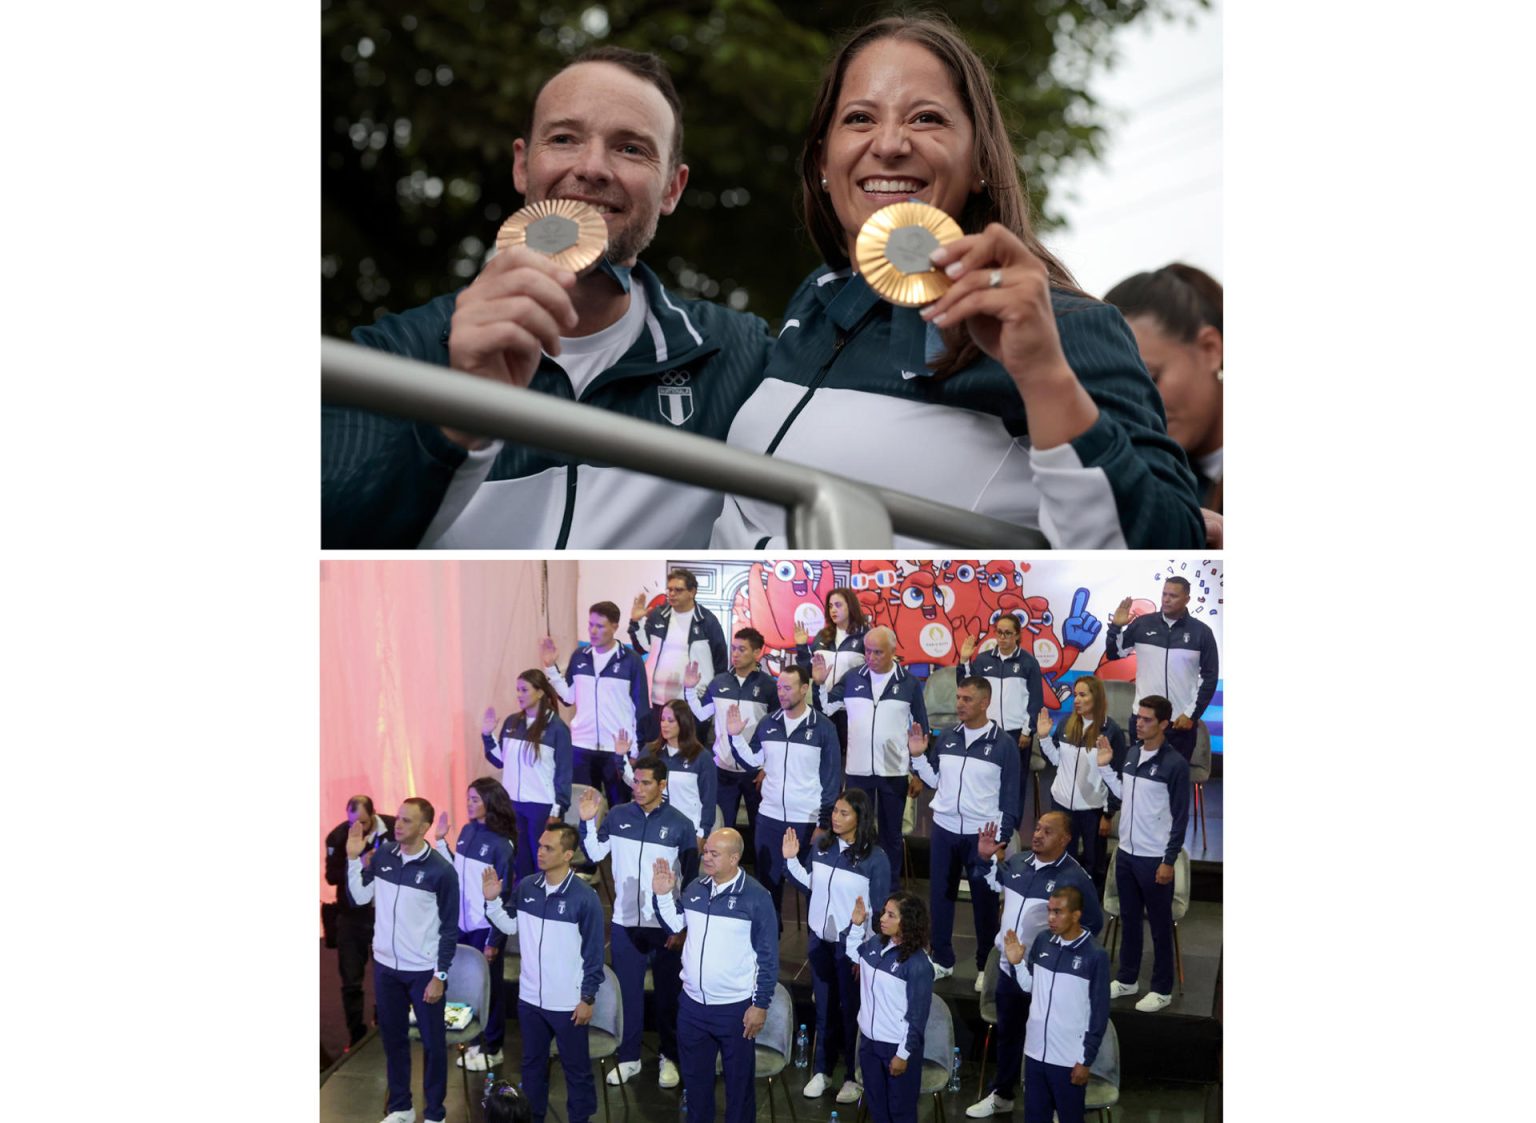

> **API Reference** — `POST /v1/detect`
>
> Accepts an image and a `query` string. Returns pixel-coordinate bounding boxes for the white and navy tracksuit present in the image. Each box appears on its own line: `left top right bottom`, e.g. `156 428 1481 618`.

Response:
842 921 935 1123
547 642 649 808
623 743 717 867
786 838 892 1083
581 801 696 1065
483 711 574 881
729 704 842 926
960 645 1045 820
688 666 778 832
1103 610 1219 761
1099 740 1190 995
348 842 459 1122
432 822 516 1055
324 813 394 1044
484 870 606 1123
629 602 728 713
983 851 1102 1103
911 719 1020 970
796 626 868 759
1017 929 1110 1123
655 869 779 1123
818 664 928 878
1038 716 1127 879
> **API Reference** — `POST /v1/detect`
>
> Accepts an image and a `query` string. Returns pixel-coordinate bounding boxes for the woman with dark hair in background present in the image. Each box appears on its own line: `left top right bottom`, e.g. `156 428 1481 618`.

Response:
844 889 935 1123
713 13 1201 550
795 586 868 758
432 776 518 1072
622 698 717 882
483 668 574 882
482 1080 532 1123
783 788 892 1104
1104 264 1223 512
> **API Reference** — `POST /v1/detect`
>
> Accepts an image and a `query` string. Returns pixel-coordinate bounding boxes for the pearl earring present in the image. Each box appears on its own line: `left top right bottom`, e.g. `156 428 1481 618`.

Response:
820 176 829 190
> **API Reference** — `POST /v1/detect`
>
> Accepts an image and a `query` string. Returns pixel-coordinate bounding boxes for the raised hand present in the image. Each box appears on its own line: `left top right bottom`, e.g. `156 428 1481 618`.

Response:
1096 735 1114 768
539 636 558 668
345 820 366 859
631 592 649 620
850 895 867 928
1112 597 1133 628
810 653 830 684
1035 707 1053 741
652 856 676 896
960 633 978 662
1060 586 1101 649
725 704 745 737
615 729 632 758
578 787 601 822
683 660 701 689
976 821 1002 861
907 721 929 757
481 865 503 901
434 810 450 842
794 624 809 647
482 706 498 737
781 826 801 860
1002 928 1025 966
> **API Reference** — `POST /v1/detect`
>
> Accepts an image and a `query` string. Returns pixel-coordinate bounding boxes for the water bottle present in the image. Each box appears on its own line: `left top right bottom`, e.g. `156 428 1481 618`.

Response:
794 1023 809 1068
680 1089 688 1116
947 1047 962 1091
830 1114 840 1123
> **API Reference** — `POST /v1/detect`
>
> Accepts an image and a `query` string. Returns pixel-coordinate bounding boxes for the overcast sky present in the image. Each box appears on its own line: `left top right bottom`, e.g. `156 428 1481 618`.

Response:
1045 2 1222 299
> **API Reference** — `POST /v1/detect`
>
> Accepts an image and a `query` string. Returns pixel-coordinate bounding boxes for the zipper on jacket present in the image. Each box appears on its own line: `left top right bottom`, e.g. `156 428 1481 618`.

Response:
555 465 579 549
763 332 853 458
1039 945 1057 1062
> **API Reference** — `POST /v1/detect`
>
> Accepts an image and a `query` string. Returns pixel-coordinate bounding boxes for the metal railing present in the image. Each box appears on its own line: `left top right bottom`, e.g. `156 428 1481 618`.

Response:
322 338 1048 549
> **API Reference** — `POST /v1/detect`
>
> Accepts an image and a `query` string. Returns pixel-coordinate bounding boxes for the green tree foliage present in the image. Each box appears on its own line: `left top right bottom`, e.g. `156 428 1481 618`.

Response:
322 0 1205 338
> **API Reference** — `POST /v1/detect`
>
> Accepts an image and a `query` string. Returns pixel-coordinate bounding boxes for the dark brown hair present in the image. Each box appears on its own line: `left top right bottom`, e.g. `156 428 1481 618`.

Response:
647 699 707 764
516 668 560 761
526 46 685 170
800 13 1087 378
815 586 869 648
1104 263 1223 343
589 601 621 626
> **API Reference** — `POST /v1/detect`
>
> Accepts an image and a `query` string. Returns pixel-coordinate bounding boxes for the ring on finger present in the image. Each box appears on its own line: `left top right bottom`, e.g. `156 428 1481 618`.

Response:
988 268 1004 289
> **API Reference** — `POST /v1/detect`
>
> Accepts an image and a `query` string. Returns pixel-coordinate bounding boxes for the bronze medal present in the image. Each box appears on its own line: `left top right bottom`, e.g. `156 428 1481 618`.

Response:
495 198 609 274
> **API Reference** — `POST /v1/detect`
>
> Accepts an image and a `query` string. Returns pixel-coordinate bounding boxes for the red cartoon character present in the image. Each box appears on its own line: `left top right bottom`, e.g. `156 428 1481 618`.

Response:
849 559 900 630
976 560 1023 623
888 570 960 666
745 559 835 649
936 559 985 639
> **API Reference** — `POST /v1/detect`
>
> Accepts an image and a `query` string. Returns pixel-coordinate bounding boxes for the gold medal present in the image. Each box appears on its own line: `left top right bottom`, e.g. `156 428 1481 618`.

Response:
495 198 608 274
855 201 964 307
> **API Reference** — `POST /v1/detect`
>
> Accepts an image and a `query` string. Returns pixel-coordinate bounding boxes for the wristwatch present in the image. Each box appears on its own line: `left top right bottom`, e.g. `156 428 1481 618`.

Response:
580 994 596 1005
434 970 449 982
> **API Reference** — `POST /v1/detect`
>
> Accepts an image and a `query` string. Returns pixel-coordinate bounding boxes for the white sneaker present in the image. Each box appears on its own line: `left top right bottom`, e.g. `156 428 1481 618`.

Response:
378 1112 415 1123
932 962 955 980
458 1046 504 1071
659 1056 680 1088
1109 980 1139 1000
606 1060 642 1086
965 1092 1014 1118
1134 991 1172 1012
973 971 986 993
836 1080 863 1104
803 1072 830 1098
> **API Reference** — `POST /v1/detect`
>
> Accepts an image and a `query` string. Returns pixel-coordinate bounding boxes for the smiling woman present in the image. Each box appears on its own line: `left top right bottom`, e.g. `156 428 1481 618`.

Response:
711 14 1205 551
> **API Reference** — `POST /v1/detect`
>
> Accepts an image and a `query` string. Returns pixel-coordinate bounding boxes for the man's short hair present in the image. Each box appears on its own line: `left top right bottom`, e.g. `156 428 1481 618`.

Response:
1040 809 1072 838
779 663 811 687
957 675 992 698
589 601 621 626
632 753 669 781
667 568 698 593
1165 576 1191 593
545 822 580 856
403 796 434 826
1049 884 1084 913
347 794 375 816
526 47 685 170
735 627 765 651
1139 694 1174 723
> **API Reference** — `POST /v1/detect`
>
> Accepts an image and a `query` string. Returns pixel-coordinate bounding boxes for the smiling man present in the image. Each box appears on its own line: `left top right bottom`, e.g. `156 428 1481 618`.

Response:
323 48 773 548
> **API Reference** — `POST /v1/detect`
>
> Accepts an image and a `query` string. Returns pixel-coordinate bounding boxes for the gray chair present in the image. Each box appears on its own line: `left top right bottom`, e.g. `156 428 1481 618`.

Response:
1189 722 1213 854
548 964 624 1122
1103 847 1191 992
408 942 490 1122
712 982 798 1121
1102 680 1135 734
925 665 958 729
975 945 1001 1098
1085 1018 1121 1120
854 992 956 1123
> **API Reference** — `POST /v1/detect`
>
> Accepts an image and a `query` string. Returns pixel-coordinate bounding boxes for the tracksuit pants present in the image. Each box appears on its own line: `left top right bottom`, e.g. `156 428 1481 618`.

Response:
987 966 1031 1101
928 823 1001 971
715 766 760 834
1023 1056 1086 1123
374 963 446 1121
459 926 506 1054
572 747 630 810
858 1038 922 1123
510 800 552 882
518 999 596 1123
1165 724 1196 763
1116 849 1175 995
1056 805 1104 886
807 931 860 1081
678 993 757 1123
609 923 681 1064
336 908 374 1044
753 813 815 930
845 773 909 883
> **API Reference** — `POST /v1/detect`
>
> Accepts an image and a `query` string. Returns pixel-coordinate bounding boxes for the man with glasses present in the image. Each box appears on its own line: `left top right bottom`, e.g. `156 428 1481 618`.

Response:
630 568 727 740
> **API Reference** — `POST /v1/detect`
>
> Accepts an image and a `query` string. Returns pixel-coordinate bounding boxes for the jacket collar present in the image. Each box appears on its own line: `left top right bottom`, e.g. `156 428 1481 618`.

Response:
582 261 721 394
536 868 577 895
